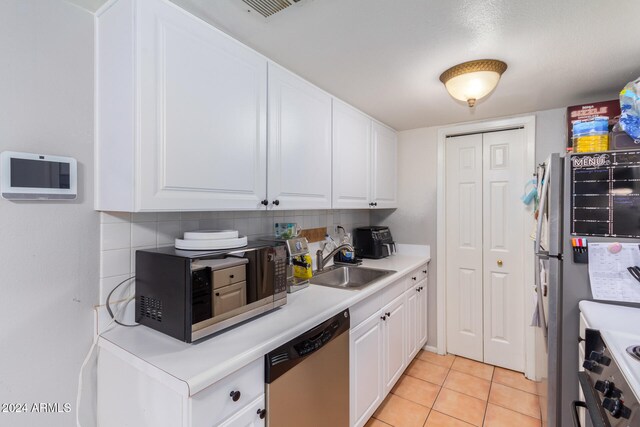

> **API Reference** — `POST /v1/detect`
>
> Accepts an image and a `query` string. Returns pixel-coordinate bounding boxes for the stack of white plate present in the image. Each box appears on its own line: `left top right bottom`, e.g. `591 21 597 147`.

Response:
175 230 248 250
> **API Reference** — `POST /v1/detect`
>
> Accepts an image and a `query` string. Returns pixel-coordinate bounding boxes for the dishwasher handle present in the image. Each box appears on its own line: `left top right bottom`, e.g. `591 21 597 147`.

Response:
265 309 350 383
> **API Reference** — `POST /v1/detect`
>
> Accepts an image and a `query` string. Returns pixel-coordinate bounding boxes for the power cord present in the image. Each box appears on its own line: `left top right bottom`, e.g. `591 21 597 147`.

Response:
76 276 136 426
106 276 138 327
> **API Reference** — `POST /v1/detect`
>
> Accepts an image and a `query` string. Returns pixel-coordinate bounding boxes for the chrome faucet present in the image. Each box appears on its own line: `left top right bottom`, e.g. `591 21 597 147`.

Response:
316 243 355 272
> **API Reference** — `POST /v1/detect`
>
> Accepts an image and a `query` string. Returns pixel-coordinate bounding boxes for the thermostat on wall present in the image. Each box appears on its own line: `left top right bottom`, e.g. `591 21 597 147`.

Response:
1 151 77 200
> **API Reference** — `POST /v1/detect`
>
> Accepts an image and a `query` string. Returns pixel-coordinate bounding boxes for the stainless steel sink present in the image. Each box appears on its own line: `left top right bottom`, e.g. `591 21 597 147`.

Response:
310 266 396 290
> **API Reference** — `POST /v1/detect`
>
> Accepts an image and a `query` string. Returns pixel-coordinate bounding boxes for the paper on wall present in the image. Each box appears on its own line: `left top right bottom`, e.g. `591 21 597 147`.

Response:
588 243 640 303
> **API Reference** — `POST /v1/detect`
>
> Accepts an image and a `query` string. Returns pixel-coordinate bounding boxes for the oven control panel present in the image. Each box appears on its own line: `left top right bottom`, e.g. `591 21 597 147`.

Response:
580 328 638 426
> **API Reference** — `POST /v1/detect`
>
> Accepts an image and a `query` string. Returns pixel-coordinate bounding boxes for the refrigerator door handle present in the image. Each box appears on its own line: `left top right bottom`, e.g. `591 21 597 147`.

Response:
534 257 548 335
534 162 551 255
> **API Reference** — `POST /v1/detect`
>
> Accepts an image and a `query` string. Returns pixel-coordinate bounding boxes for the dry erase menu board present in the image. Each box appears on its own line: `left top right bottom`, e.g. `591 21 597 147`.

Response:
571 150 640 237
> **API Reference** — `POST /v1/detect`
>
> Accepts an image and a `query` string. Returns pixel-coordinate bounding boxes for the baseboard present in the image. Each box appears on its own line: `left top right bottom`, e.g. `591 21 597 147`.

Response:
422 345 439 354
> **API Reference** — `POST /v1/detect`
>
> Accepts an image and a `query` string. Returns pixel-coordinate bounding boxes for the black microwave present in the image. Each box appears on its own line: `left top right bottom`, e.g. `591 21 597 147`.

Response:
135 242 287 342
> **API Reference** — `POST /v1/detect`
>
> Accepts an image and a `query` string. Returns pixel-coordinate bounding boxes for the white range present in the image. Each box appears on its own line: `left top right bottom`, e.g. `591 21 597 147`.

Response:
579 301 640 425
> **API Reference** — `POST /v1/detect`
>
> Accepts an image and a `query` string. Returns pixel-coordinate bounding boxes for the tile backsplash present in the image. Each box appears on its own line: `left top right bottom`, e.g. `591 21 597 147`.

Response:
99 209 371 303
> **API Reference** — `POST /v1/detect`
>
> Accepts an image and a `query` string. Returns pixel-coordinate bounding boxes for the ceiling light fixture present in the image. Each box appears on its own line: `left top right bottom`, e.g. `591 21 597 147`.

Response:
439 59 508 107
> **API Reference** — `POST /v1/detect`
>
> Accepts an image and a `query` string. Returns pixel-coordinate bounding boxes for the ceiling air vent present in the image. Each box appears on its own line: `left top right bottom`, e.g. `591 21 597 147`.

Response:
242 0 302 17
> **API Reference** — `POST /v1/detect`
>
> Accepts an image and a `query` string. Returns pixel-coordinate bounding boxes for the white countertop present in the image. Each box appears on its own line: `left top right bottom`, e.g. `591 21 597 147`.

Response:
579 300 640 401
99 251 430 396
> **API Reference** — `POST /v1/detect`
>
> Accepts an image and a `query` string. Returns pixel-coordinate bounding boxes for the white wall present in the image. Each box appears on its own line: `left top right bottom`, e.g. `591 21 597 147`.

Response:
0 2 97 426
536 107 568 163
371 126 439 346
373 108 568 349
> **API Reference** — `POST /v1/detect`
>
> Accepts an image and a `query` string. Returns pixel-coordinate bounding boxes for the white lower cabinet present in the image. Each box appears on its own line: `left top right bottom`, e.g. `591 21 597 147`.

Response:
350 264 428 427
350 312 384 427
405 286 418 360
350 288 408 427
405 275 428 362
97 350 264 427
190 358 264 427
382 294 406 394
418 278 428 346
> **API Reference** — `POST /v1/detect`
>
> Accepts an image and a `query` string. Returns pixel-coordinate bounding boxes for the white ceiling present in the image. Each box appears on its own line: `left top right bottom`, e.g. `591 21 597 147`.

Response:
70 0 640 131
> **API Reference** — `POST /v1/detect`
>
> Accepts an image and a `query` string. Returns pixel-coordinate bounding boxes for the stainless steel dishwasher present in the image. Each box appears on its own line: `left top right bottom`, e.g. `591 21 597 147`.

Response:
265 309 350 427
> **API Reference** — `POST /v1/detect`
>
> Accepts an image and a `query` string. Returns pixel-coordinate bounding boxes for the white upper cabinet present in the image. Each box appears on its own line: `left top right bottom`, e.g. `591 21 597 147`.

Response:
332 100 372 209
267 63 332 210
371 121 398 209
96 0 267 211
332 101 398 209
96 0 396 212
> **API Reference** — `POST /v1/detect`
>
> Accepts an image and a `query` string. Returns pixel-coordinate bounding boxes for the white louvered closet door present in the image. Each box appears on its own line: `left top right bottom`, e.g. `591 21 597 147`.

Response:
445 133 484 362
445 129 526 371
482 129 525 371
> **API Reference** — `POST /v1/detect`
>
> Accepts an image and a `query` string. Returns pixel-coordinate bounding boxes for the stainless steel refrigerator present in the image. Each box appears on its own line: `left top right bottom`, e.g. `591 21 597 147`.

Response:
534 150 640 427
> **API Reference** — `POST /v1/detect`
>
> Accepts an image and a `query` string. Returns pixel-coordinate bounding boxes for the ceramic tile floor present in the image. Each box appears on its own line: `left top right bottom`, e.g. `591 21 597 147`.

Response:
367 351 542 427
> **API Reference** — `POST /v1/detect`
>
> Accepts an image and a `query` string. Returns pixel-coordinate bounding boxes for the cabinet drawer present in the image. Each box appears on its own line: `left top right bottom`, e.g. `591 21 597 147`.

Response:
352 275 405 327
213 265 246 289
379 276 405 303
351 293 382 328
405 266 428 290
218 394 265 427
405 271 420 291
417 264 428 281
190 358 263 427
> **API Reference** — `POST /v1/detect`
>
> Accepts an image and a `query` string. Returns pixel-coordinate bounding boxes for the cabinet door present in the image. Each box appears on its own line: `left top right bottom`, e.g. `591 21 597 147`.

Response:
267 63 332 210
332 99 371 209
371 122 397 209
405 288 418 362
350 313 383 427
217 395 265 427
417 278 428 347
382 294 406 393
137 0 268 211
